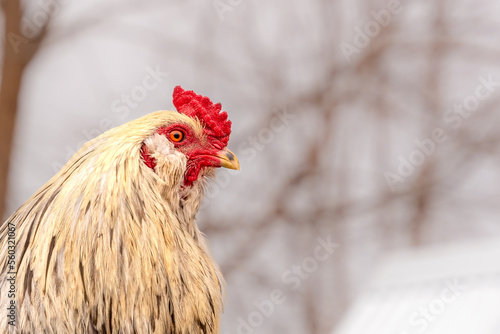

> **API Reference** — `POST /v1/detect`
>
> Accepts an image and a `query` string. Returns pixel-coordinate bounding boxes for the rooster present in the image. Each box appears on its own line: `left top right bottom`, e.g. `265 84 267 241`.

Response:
0 86 239 333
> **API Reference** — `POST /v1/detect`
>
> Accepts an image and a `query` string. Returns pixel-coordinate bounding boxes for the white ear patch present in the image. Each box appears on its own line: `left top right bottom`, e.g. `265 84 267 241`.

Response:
144 133 176 156
144 133 187 187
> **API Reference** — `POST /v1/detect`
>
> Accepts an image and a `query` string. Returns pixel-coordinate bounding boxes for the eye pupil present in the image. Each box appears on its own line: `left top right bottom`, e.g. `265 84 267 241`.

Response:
170 130 184 142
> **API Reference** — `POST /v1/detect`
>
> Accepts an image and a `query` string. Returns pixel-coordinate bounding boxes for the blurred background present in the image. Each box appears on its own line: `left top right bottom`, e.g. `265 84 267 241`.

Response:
1 0 500 333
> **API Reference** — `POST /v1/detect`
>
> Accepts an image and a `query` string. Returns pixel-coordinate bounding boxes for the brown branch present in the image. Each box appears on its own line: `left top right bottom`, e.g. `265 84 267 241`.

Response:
0 0 52 219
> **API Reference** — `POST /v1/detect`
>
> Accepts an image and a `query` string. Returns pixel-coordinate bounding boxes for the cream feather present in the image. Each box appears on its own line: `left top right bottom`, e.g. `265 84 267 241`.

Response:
0 111 224 334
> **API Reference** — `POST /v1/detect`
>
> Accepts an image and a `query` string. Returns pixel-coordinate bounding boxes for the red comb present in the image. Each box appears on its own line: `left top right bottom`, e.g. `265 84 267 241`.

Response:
173 86 231 149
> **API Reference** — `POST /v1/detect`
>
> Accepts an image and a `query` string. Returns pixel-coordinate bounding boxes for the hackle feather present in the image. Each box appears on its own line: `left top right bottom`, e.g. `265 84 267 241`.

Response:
0 111 223 333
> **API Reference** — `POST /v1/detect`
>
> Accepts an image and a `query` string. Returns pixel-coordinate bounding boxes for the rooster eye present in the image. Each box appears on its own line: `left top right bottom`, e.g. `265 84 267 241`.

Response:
169 130 184 142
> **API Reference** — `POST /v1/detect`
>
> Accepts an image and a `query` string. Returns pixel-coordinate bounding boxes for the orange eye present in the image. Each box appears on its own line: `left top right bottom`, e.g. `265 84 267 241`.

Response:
169 130 184 142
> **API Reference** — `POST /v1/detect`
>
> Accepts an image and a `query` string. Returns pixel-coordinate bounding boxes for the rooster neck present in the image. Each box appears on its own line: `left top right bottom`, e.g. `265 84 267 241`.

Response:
169 183 203 240
175 170 218 240
144 130 214 240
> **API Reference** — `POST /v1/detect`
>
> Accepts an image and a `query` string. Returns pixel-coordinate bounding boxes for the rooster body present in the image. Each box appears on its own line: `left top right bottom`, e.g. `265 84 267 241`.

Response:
0 87 239 333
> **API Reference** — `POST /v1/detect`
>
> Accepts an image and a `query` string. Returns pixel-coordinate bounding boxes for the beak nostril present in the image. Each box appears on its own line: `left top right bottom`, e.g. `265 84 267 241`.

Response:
217 148 240 170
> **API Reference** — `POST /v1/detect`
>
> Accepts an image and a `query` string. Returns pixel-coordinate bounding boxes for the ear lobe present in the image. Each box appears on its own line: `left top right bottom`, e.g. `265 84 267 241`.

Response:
141 133 188 187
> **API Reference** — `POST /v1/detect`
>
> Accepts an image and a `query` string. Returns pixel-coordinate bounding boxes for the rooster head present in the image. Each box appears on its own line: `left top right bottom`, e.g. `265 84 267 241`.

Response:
140 86 239 187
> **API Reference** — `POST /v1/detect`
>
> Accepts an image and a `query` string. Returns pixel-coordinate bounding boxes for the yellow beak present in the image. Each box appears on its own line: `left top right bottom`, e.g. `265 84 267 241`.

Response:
216 148 240 170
